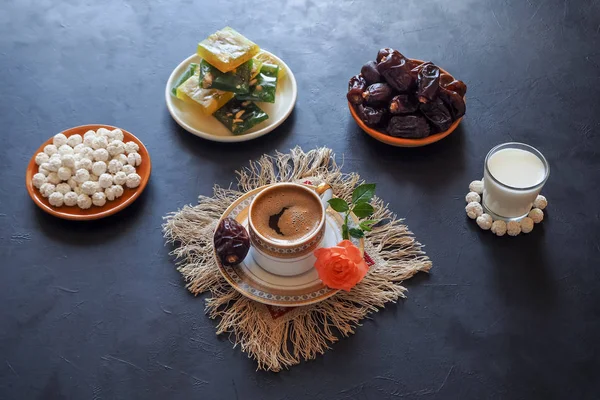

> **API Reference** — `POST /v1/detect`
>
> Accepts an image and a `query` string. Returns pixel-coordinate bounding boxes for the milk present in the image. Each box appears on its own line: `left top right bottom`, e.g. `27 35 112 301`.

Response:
483 144 549 219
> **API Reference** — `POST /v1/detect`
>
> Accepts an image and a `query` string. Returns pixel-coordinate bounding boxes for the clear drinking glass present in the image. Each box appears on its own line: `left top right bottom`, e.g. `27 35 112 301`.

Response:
482 142 550 221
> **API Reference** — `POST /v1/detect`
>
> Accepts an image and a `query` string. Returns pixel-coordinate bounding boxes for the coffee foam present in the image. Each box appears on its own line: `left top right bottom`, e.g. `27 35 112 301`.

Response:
251 186 322 244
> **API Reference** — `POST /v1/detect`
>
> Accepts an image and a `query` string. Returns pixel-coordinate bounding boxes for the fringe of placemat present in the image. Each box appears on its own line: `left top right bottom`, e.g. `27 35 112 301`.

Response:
163 146 431 371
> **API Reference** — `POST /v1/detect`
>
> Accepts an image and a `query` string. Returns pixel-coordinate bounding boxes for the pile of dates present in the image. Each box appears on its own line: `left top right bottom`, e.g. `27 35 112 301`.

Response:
348 48 467 139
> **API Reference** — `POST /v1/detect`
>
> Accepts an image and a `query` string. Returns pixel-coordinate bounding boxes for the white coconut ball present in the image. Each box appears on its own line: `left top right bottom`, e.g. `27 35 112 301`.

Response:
57 167 72 181
469 180 484 195
55 182 71 195
533 195 547 210
74 168 90 183
529 208 544 223
73 143 86 154
93 148 109 162
465 191 481 204
491 220 507 237
113 171 127 185
35 152 50 166
98 173 113 189
107 159 123 174
107 140 125 156
81 181 98 196
48 192 64 207
39 183 56 198
47 172 61 185
61 154 76 169
113 185 124 198
58 144 74 156
521 217 534 233
125 173 141 189
63 191 78 206
121 165 135 175
53 133 68 147
67 177 78 190
91 161 107 176
39 163 51 176
75 158 93 171
91 136 108 150
47 157 62 172
127 152 142 167
113 153 128 165
124 141 139 154
465 202 483 219
43 144 58 156
77 194 92 209
73 186 82 196
66 134 83 147
92 192 107 207
476 213 493 230
105 186 116 201
32 173 46 188
507 221 521 236
112 129 124 141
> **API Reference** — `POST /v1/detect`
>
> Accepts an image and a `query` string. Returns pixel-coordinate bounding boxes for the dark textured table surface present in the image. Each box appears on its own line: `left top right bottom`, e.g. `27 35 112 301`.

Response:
2 0 600 399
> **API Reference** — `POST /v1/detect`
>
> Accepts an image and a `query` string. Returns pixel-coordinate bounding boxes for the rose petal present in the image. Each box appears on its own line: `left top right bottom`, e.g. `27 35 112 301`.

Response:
338 240 363 263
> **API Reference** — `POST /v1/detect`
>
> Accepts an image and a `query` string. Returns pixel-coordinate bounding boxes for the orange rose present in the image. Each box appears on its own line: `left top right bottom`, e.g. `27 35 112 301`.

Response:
313 240 369 291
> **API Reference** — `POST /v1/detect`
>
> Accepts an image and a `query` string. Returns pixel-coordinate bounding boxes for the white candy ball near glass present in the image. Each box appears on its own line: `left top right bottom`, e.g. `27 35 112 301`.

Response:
465 191 481 204
126 173 141 189
39 183 56 198
533 195 547 210
32 173 46 188
98 173 113 189
113 171 127 185
465 202 483 219
121 165 135 175
521 217 534 233
63 191 78 206
47 172 61 185
124 141 139 154
57 166 72 181
127 152 142 167
35 152 49 166
113 185 124 198
91 161 107 176
61 154 76 169
93 148 109 162
507 221 521 236
66 134 83 147
48 157 62 172
77 194 92 209
107 159 123 174
469 180 484 195
44 144 58 156
49 192 64 207
92 192 107 207
112 129 124 141
58 144 74 156
55 182 71 195
476 213 493 230
53 133 68 147
107 140 125 156
491 220 507 237
74 168 90 183
529 208 544 223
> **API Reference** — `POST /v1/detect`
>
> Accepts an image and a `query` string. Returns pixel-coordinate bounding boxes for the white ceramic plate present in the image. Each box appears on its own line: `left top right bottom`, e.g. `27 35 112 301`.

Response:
165 50 297 142
214 185 364 307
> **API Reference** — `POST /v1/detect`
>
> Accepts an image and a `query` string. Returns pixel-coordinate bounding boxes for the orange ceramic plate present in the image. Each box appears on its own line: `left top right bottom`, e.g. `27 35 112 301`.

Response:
349 60 464 148
25 124 151 220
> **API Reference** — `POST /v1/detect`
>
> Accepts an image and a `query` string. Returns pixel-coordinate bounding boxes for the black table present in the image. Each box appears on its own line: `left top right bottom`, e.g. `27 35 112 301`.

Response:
2 1 599 398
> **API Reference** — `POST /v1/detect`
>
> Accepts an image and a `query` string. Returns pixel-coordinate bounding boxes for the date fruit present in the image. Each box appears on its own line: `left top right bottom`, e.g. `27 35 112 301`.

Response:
361 61 382 85
377 51 414 92
214 217 250 266
439 87 466 119
417 64 440 103
389 94 419 114
387 115 431 138
357 104 386 127
442 79 467 98
362 83 394 106
376 48 398 63
347 74 368 105
420 97 452 132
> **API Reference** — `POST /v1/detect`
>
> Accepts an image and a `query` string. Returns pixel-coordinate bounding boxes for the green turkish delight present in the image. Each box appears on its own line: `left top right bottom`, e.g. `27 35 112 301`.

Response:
235 63 279 104
198 59 252 94
214 98 268 135
171 63 199 96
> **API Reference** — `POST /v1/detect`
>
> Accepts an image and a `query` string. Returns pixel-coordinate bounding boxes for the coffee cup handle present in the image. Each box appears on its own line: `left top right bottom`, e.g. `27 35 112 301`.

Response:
314 182 333 209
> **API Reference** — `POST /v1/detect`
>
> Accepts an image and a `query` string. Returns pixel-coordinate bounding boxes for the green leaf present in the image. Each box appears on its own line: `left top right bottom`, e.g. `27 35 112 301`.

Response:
352 183 376 205
359 219 378 232
342 224 349 240
353 202 374 218
328 198 349 213
348 228 365 239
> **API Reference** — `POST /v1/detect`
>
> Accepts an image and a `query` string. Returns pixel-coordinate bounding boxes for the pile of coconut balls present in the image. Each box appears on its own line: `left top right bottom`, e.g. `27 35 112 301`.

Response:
31 128 142 209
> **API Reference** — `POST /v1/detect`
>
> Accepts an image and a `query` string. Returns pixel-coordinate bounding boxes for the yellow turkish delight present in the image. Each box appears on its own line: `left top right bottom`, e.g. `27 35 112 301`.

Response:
176 75 234 115
197 27 260 73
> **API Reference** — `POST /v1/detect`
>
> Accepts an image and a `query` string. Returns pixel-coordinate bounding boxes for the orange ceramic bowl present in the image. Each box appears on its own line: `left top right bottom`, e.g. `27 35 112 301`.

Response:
349 60 464 147
26 124 151 220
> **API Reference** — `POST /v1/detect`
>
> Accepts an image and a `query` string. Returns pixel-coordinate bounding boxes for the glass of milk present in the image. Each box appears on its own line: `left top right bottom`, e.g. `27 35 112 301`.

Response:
483 142 549 221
